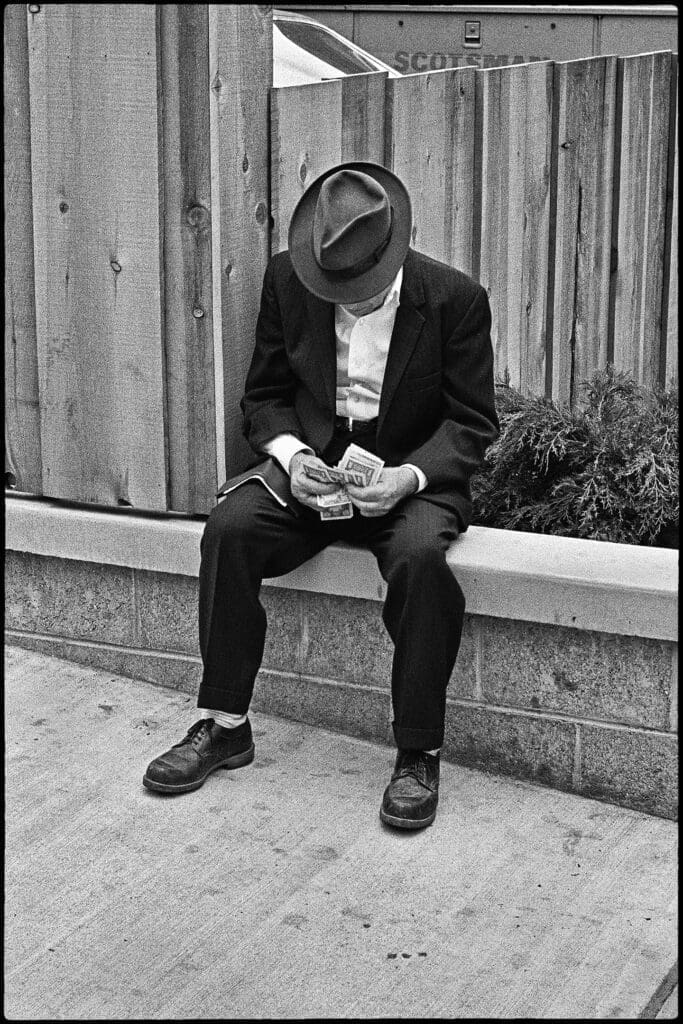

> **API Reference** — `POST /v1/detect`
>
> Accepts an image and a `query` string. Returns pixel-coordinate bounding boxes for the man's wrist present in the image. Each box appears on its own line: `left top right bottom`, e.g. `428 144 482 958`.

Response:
289 448 315 474
399 465 420 496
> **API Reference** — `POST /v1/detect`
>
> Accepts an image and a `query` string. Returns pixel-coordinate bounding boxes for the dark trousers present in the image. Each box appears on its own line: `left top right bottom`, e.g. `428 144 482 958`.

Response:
197 427 465 751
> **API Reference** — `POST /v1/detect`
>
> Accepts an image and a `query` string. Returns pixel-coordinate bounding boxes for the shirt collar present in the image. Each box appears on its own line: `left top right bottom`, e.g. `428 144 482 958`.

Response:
386 265 403 306
337 265 403 320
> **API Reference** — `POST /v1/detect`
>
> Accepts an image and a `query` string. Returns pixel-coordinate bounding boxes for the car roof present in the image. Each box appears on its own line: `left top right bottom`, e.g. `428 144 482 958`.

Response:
272 8 400 87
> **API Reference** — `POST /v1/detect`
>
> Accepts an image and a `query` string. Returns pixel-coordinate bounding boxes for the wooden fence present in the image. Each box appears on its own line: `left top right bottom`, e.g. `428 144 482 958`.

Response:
5 3 271 512
4 4 678 514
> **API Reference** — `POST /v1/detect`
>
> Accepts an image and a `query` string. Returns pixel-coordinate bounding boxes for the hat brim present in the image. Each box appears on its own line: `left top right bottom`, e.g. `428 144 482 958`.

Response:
288 162 412 304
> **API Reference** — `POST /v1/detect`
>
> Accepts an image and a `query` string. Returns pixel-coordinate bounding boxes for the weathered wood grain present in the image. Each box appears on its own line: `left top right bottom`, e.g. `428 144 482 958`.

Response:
476 62 554 396
158 5 217 513
611 52 672 389
662 58 678 390
26 4 167 508
270 72 386 256
4 5 42 493
549 56 617 407
385 67 475 273
209 4 273 480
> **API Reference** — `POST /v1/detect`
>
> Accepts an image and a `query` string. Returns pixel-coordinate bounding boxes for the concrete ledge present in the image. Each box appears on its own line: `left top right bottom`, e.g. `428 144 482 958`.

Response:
5 536 678 817
5 494 678 639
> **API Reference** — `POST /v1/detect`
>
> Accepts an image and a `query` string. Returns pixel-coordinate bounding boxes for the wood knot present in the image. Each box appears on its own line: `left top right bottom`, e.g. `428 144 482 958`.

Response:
110 260 122 273
186 204 209 228
254 202 267 225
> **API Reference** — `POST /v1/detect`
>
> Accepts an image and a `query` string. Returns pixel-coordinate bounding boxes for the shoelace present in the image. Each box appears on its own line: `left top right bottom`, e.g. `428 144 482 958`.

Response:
172 719 213 749
394 750 430 786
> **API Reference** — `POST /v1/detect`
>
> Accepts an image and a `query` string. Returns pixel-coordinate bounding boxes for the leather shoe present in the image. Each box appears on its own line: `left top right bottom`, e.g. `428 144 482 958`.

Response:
380 749 439 829
143 718 254 794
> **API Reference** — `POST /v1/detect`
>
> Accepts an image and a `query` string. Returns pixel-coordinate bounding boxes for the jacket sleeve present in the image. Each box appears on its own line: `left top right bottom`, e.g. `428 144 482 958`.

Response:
240 257 305 455
403 285 499 494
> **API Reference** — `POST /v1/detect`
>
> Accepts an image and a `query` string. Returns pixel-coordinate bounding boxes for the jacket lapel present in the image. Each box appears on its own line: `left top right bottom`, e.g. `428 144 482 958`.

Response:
304 291 336 409
378 250 426 434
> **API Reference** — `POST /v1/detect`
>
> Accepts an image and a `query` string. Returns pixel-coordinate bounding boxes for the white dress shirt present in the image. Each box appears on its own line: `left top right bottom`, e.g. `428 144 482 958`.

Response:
264 265 427 492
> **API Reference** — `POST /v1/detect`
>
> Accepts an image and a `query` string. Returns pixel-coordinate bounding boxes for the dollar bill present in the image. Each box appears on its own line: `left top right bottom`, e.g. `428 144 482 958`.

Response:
319 501 353 520
326 466 367 487
303 463 366 487
338 443 384 486
316 488 349 508
303 463 335 484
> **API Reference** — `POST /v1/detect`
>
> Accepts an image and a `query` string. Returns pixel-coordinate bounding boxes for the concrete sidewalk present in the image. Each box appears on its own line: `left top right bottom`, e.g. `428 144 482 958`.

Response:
4 645 678 1020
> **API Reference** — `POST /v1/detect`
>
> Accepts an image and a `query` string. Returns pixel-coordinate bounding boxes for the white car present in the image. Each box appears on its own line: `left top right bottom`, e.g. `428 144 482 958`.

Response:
273 9 401 87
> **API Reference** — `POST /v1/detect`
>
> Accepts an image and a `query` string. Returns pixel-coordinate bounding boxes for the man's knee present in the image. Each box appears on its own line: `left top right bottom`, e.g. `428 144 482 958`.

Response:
381 530 464 608
201 491 260 553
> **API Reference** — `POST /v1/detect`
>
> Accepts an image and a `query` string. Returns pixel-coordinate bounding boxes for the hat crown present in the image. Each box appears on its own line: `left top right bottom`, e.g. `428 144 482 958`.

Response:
312 169 392 272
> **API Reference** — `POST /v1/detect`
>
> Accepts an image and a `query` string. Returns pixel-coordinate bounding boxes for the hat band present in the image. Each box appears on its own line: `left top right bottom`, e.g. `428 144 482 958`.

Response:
319 208 394 281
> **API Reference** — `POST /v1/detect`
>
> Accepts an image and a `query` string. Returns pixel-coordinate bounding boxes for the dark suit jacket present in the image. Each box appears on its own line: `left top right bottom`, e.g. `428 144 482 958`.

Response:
239 247 499 531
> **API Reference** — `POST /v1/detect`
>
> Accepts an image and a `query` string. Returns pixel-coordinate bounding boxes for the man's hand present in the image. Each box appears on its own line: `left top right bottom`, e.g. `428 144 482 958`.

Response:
289 451 339 511
345 467 418 517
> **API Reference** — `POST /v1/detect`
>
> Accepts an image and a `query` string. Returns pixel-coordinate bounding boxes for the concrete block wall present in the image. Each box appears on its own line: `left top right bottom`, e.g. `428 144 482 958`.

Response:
5 497 678 819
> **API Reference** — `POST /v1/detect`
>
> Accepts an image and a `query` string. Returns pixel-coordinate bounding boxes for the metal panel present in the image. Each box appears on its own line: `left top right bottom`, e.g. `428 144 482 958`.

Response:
354 10 595 71
283 6 678 72
599 15 678 56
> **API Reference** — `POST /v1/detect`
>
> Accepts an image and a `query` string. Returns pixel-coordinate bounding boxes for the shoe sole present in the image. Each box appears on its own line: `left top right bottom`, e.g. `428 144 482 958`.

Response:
142 743 255 794
379 807 437 830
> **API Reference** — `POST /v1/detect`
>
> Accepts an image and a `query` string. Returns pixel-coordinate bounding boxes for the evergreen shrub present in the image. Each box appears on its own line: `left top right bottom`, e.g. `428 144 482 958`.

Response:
470 367 679 547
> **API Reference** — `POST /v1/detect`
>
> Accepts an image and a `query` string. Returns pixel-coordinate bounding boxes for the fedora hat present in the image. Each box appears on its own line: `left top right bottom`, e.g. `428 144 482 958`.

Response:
288 161 412 304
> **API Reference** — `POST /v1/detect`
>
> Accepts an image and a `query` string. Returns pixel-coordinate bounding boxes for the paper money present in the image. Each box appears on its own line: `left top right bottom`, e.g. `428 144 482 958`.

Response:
319 501 353 520
301 445 383 520
316 488 349 508
302 462 334 484
338 443 384 486
303 463 366 487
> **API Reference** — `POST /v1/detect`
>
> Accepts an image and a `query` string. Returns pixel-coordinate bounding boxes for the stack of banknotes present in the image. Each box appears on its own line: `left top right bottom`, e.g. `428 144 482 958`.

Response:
303 443 385 519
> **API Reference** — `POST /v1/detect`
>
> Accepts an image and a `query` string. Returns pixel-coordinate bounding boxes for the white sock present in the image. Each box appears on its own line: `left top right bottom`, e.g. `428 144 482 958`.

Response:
199 708 247 729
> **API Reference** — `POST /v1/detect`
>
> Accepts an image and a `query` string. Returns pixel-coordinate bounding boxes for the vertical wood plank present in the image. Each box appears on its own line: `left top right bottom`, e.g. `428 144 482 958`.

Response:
476 62 554 395
549 56 617 407
27 4 167 508
209 4 273 481
384 67 476 273
158 5 217 512
340 71 386 167
271 80 343 257
662 58 678 389
611 52 672 389
270 72 386 257
4 5 42 493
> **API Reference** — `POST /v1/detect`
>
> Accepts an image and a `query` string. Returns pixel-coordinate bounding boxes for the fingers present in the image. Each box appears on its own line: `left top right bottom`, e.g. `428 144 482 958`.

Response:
345 483 381 501
291 470 337 497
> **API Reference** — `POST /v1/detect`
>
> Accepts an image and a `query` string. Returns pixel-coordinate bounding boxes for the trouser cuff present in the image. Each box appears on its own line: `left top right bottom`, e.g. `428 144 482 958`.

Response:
196 682 252 716
392 722 444 752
